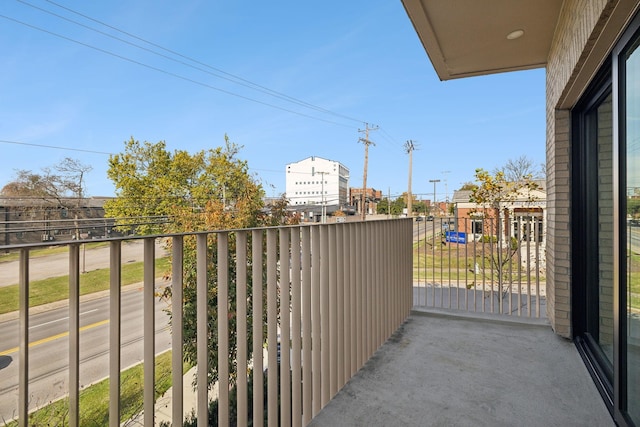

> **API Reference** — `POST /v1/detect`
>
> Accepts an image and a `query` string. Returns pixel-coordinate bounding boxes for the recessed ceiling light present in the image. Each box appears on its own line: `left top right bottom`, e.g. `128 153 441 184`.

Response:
507 29 525 40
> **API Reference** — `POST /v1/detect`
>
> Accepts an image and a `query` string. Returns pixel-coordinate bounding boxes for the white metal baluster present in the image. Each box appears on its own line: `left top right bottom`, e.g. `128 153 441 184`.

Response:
143 238 155 426
236 231 248 427
301 226 312 424
347 223 356 379
536 217 541 318
328 225 337 398
266 229 278 427
526 222 532 317
218 232 229 427
109 241 121 427
337 223 345 389
356 222 364 367
320 225 330 406
171 236 184 426
18 248 29 427
279 228 291 427
290 227 302 427
69 243 80 427
311 225 321 415
196 234 208 425
251 229 264 427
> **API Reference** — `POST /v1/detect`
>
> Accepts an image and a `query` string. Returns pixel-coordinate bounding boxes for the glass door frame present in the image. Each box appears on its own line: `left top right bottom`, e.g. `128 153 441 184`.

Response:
572 9 640 427
571 65 615 407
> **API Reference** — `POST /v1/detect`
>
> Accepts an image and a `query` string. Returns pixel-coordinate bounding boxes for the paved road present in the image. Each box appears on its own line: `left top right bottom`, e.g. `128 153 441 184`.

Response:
0 284 172 422
413 218 438 243
0 239 168 287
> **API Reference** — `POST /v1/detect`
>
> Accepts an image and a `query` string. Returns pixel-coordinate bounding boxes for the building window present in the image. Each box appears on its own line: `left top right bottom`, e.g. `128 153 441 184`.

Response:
471 220 483 235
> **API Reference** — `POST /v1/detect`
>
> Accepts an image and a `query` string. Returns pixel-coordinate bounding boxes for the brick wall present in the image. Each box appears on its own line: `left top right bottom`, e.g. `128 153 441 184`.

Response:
545 0 613 338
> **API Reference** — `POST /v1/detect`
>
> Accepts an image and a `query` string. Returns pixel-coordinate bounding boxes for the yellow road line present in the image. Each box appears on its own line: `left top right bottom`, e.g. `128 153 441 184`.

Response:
0 319 109 356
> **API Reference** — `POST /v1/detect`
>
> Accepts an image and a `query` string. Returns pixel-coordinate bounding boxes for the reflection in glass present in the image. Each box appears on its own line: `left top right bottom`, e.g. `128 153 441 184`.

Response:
626 37 640 425
596 93 614 365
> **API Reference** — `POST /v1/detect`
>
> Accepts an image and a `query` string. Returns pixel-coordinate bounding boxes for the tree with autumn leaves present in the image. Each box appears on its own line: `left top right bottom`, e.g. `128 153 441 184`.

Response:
105 136 296 391
469 165 541 306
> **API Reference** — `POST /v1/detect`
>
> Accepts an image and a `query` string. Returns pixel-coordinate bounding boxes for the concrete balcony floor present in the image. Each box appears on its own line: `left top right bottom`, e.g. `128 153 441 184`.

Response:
310 309 614 427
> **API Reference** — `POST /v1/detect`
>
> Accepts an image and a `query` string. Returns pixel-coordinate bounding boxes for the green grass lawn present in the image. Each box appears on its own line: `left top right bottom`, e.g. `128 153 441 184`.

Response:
0 257 170 315
412 240 546 287
5 350 191 427
0 242 109 263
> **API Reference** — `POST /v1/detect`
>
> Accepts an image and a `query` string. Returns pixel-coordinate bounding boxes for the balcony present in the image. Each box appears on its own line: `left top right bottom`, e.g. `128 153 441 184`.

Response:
0 218 613 426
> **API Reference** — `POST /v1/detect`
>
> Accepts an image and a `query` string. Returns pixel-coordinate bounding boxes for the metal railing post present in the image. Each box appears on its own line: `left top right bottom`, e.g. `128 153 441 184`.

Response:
236 231 248 427
196 234 209 425
171 236 184 426
301 226 312 424
143 237 155 427
266 228 278 427
18 249 29 427
218 232 229 427
279 228 291 427
251 229 264 427
109 241 122 427
69 243 80 427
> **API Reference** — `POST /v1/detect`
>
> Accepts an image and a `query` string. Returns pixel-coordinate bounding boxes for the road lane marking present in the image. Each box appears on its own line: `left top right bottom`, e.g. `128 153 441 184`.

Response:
0 319 109 356
29 309 100 329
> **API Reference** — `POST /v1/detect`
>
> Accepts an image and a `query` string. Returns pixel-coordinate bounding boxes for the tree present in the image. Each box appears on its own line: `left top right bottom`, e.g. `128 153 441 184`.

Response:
105 136 293 393
458 181 477 191
469 167 540 307
494 155 544 182
2 158 93 239
413 200 427 214
376 197 406 216
390 197 406 216
376 198 390 215
1 170 49 196
1 158 92 203
105 136 264 234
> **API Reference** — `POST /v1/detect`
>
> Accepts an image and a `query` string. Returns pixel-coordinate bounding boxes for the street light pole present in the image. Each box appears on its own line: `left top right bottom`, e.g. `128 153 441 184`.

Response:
429 179 440 216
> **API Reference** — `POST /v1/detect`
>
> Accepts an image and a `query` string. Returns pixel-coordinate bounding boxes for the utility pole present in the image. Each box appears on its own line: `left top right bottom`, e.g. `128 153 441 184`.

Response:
429 179 441 216
441 170 451 201
358 123 378 220
441 170 451 215
404 140 416 217
318 171 328 223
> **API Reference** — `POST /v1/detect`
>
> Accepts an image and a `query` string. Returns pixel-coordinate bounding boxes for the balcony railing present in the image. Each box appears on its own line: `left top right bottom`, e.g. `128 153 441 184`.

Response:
412 215 546 318
2 219 412 426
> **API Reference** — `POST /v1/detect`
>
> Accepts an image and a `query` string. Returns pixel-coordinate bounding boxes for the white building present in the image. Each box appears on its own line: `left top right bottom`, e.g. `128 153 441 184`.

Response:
285 156 349 210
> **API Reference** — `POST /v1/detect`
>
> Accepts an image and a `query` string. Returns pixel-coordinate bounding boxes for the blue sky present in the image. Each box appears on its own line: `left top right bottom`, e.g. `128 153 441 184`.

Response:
0 0 546 202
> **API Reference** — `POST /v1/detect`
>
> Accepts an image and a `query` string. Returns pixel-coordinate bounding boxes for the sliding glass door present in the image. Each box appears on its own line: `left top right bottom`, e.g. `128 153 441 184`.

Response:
573 10 640 426
572 77 615 399
623 27 640 426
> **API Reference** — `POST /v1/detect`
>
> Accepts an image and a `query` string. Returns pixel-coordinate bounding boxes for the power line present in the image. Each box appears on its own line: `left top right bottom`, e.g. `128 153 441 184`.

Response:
1 13 356 128
0 139 112 155
39 0 364 125
4 4 362 128
37 0 365 125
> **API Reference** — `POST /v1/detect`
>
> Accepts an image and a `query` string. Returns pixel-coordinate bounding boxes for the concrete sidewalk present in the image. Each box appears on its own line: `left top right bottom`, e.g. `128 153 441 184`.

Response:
309 309 613 427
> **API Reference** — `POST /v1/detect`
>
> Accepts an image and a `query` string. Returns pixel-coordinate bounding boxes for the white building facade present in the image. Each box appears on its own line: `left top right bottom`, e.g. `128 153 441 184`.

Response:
285 156 349 209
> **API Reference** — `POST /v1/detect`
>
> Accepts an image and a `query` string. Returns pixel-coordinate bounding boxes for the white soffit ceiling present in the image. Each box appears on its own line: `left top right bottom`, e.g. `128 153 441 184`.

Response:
402 0 563 80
